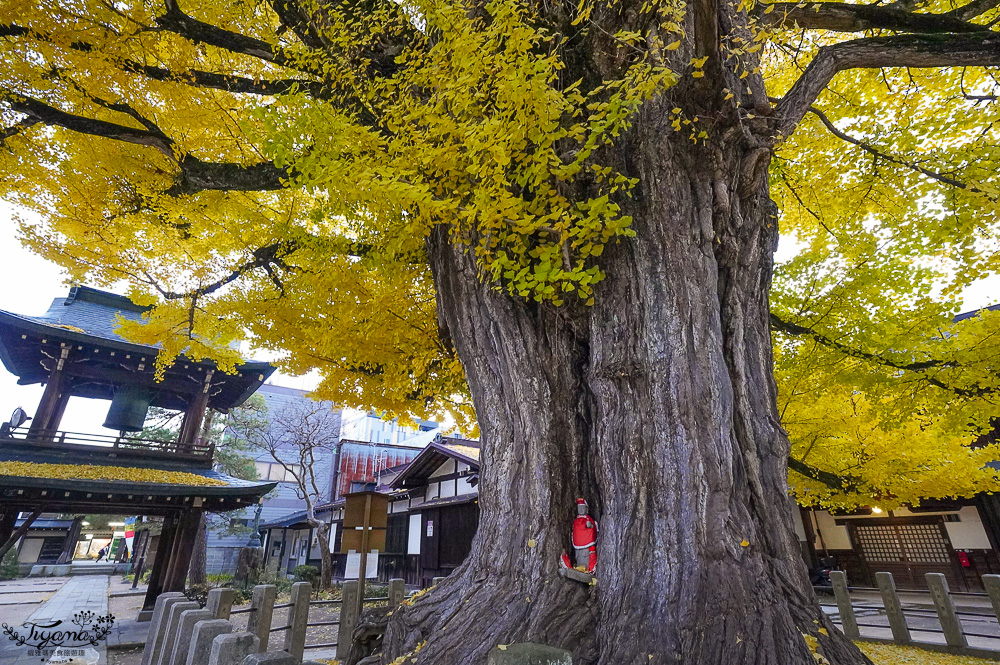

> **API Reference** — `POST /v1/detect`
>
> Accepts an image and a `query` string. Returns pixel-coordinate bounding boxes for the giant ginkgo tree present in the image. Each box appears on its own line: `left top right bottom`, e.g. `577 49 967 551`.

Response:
1 0 999 662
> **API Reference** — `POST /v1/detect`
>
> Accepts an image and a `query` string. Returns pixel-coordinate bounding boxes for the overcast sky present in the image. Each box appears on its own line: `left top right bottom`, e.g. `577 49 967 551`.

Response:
0 199 996 437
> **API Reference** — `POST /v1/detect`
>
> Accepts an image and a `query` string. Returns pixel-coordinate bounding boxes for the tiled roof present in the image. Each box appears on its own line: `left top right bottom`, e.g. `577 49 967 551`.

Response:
442 443 480 462
7 286 155 349
953 304 1000 323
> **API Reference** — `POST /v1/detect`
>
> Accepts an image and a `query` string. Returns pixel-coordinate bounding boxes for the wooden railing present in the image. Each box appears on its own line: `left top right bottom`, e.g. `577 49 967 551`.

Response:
0 425 215 463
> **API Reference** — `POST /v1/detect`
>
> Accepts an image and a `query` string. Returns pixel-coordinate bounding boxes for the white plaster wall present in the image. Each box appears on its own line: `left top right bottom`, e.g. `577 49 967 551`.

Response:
792 508 807 541
18 538 43 563
407 513 422 555
944 507 992 549
457 477 476 495
810 510 853 550
429 460 457 479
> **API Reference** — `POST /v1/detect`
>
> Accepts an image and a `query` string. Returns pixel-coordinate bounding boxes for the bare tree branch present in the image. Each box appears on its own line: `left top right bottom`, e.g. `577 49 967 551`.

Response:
775 32 1000 139
758 3 987 33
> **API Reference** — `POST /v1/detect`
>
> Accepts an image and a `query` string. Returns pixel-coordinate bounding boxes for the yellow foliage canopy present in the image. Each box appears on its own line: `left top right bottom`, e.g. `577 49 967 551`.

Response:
0 0 997 509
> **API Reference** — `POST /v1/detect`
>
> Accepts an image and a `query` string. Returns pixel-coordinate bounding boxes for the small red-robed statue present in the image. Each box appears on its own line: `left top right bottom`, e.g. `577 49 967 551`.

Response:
561 497 597 574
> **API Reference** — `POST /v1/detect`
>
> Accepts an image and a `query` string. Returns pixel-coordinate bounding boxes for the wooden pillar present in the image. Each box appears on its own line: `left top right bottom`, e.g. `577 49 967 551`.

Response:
178 370 213 449
163 511 201 592
48 390 72 434
0 509 41 560
28 346 70 436
0 512 18 548
142 514 177 613
976 494 1000 552
55 515 84 565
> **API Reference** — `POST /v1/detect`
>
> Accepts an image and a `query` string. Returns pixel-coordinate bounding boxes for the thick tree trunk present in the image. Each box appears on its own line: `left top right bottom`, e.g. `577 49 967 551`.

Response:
188 514 208 587
382 91 869 665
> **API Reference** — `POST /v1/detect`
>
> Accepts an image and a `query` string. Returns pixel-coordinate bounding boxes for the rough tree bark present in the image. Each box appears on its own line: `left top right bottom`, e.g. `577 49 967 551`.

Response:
188 514 208 587
382 58 870 665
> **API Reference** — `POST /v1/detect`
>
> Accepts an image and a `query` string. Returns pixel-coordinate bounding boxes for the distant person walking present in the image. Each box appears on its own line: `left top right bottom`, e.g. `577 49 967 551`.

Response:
95 546 108 562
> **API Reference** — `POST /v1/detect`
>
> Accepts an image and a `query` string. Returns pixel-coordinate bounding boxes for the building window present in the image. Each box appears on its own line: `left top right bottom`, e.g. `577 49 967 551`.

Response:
255 462 301 482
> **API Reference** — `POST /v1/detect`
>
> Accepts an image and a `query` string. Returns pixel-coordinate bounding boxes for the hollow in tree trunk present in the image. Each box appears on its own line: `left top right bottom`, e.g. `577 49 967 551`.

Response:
381 89 870 665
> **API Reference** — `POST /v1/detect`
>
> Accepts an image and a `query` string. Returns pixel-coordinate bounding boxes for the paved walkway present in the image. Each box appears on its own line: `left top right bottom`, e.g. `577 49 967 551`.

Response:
1 576 110 665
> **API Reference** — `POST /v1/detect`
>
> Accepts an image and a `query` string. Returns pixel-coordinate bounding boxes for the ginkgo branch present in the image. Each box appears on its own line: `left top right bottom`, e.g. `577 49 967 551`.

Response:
149 241 300 301
2 90 176 159
948 0 1000 21
0 90 291 194
758 3 987 33
806 105 993 200
0 118 39 145
770 313 996 398
775 32 1000 139
787 457 855 491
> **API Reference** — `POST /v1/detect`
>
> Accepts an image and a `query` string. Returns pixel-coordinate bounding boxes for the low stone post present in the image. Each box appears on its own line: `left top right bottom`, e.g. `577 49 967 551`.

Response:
983 574 1000 624
875 572 911 645
208 632 259 665
284 581 312 661
186 619 232 665
389 578 405 608
926 573 967 647
337 580 360 660
156 601 200 665
247 584 277 653
207 588 237 620
829 571 859 639
431 576 446 587
487 643 572 665
168 608 214 665
140 593 186 665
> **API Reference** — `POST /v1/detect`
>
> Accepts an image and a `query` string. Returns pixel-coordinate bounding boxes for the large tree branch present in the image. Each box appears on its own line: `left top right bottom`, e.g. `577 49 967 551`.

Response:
775 32 1000 139
769 312 999 398
805 105 992 199
2 90 176 158
1 22 330 99
758 3 987 33
2 90 290 194
948 0 1000 21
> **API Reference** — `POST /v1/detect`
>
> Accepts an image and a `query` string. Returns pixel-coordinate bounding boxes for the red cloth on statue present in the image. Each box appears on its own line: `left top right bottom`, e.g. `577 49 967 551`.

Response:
572 515 597 549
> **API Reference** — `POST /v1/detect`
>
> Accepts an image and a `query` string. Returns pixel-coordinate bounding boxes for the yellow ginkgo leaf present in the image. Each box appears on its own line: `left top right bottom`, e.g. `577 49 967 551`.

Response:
741 539 750 547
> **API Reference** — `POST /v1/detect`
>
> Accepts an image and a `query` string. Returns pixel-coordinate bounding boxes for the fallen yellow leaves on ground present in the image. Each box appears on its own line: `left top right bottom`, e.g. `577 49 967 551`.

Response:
858 642 999 665
0 461 228 486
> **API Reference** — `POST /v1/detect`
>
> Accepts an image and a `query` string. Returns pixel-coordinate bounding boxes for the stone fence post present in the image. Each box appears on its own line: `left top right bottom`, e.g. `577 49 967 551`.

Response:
247 584 277 653
337 580 360 661
829 571 859 639
983 574 1000 624
875 572 911 645
207 587 237 620
389 578 405 608
284 581 312 661
926 573 967 648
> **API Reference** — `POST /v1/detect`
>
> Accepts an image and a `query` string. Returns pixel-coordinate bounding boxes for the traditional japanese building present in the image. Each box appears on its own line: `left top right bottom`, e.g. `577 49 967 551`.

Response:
259 436 480 587
0 285 278 617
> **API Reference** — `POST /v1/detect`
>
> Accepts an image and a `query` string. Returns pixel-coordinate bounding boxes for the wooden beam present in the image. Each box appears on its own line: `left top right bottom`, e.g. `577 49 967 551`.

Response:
0 509 42 560
142 514 177 611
